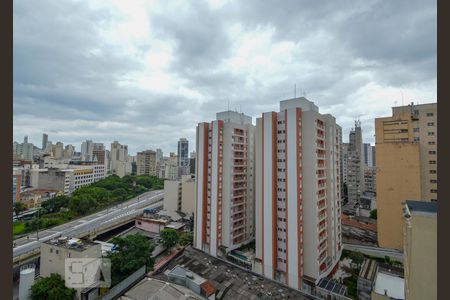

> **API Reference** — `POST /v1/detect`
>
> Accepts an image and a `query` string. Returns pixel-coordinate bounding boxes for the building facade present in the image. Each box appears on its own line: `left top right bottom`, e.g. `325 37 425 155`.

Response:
375 102 437 249
254 98 342 292
163 175 196 215
178 138 190 177
194 110 255 258
110 141 131 177
137 150 157 176
403 200 437 300
346 121 364 205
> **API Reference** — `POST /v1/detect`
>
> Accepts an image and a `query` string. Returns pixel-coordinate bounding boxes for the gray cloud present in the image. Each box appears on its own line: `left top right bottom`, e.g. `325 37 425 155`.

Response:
13 0 436 154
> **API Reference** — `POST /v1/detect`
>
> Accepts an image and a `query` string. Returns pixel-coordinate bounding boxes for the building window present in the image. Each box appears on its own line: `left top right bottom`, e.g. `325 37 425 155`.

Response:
428 132 435 136
429 151 436 155
430 170 437 174
427 112 434 117
427 122 434 126
430 179 437 184
429 160 436 164
413 137 420 142
430 189 437 193
413 128 420 132
431 199 437 202
428 141 436 145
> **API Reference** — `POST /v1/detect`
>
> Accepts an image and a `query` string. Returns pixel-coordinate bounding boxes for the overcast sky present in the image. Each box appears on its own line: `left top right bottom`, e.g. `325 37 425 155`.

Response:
13 0 436 155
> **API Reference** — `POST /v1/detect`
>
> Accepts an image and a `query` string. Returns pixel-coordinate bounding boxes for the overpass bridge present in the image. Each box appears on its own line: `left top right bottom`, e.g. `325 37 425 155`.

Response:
13 190 164 268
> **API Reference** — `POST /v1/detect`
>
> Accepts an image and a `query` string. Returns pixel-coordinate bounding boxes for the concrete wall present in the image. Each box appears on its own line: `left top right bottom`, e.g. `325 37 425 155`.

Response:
376 143 421 249
404 212 437 300
164 180 181 212
40 243 102 278
181 180 196 215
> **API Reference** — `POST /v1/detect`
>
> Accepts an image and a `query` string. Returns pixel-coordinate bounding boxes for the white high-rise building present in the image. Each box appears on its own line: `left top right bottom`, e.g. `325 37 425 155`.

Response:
254 97 342 292
194 111 255 257
110 141 131 177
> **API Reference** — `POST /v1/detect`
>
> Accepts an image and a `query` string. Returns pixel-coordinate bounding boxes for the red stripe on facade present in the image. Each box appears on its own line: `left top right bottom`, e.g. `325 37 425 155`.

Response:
296 108 303 288
284 109 289 284
202 123 209 244
272 112 278 279
217 121 223 250
261 116 265 275
195 125 199 248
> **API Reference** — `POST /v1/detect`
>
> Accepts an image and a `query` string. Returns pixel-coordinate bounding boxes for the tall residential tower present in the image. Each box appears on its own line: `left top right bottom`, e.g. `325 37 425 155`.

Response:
194 111 255 257
254 97 342 292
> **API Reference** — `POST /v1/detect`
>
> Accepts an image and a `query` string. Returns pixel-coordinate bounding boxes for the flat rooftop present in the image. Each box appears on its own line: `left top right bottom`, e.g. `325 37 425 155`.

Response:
44 237 99 252
405 200 437 214
120 277 202 300
152 246 317 300
373 271 404 300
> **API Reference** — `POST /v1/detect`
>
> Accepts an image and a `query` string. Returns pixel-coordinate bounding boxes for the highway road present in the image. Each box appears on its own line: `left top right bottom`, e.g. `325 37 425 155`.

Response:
13 190 164 258
343 243 404 261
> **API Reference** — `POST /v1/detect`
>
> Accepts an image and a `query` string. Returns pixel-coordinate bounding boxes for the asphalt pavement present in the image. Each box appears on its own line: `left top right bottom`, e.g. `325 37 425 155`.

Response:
13 190 164 258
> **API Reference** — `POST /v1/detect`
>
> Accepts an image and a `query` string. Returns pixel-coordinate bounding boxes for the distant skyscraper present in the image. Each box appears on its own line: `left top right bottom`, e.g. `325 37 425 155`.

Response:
177 138 189 177
254 97 342 292
53 142 64 159
137 150 157 176
363 143 373 168
24 136 28 143
110 141 131 177
42 133 48 150
347 121 364 205
81 140 93 161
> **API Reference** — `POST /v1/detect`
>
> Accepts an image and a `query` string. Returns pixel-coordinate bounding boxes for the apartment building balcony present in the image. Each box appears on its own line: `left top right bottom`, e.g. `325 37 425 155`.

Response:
232 213 245 222
233 178 247 183
232 202 245 210
318 223 327 234
319 232 328 244
318 212 327 222
233 153 246 159
233 161 247 166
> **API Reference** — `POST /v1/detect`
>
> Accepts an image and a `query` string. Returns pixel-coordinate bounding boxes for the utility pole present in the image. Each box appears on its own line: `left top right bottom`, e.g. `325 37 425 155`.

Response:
36 208 40 240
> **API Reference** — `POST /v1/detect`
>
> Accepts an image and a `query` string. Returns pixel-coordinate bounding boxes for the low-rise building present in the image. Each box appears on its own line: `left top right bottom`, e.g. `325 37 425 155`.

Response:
40 237 103 299
357 259 377 300
371 264 405 300
403 200 437 300
358 192 376 218
19 188 59 209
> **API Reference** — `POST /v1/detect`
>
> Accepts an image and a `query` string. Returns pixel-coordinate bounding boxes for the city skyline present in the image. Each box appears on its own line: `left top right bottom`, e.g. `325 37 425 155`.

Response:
13 0 436 155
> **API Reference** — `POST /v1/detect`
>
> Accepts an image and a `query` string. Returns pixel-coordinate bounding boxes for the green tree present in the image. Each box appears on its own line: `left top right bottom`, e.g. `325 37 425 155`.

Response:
31 273 76 300
68 194 96 215
178 232 193 246
370 209 377 219
108 234 155 283
160 228 179 250
41 195 70 213
112 188 128 202
14 202 26 216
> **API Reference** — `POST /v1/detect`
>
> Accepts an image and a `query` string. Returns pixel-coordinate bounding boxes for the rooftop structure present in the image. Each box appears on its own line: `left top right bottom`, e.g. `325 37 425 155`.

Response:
119 278 202 300
152 246 317 300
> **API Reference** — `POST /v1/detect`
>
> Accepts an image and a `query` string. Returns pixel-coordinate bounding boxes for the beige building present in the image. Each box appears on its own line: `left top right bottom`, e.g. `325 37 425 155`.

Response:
163 175 196 215
110 141 131 177
254 98 342 292
137 150 157 176
40 237 102 278
375 102 437 249
403 200 437 300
